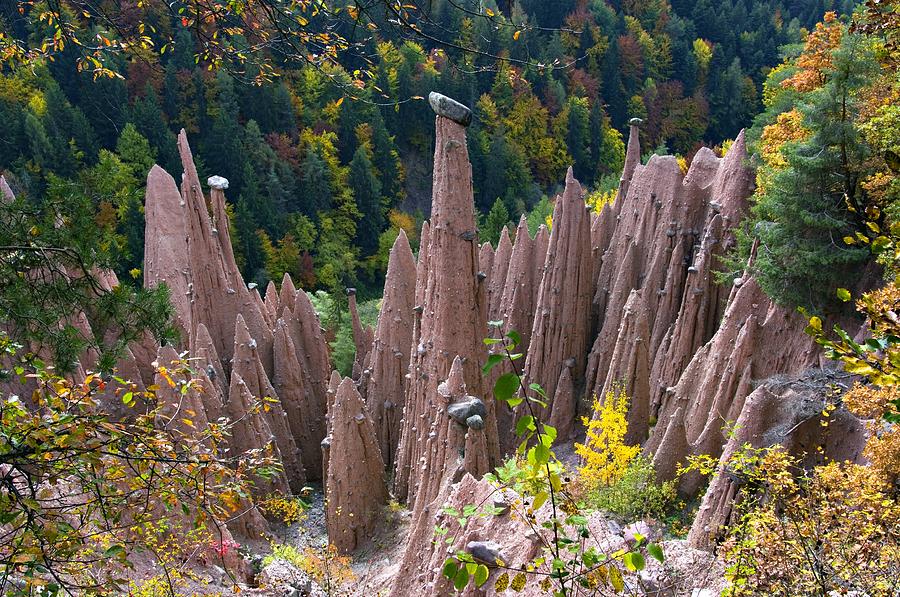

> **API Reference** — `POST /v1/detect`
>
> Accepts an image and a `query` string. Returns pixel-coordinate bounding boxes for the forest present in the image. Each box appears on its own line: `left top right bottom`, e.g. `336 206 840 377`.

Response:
1 0 899 595
0 0 860 298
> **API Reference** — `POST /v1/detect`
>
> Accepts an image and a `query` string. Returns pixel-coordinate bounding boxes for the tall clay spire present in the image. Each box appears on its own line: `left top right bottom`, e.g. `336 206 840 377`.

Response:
362 229 417 470
393 94 499 512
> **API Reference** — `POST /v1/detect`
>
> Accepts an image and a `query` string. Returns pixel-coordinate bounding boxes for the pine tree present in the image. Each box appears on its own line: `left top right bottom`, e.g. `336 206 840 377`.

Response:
130 87 180 175
566 96 593 185
116 123 157 180
298 150 333 216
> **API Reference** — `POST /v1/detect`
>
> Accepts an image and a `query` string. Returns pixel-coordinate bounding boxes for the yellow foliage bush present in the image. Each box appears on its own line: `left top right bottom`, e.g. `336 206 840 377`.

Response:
575 387 640 488
585 188 616 214
263 543 355 591
259 493 309 524
720 451 900 596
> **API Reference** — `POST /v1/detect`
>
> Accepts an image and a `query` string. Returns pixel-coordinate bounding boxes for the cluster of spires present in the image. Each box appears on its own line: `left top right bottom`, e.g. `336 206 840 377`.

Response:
0 91 868 594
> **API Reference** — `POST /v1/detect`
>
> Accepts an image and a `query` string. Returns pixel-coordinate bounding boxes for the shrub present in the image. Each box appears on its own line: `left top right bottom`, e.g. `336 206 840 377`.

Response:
711 446 900 596
584 456 676 522
575 387 641 488
263 543 355 595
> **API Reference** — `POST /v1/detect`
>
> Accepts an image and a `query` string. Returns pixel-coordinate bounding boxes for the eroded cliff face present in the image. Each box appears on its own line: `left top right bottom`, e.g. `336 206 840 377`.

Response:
383 113 864 592
524 168 594 438
325 377 387 553
687 368 867 550
138 131 336 527
18 95 866 568
361 230 417 470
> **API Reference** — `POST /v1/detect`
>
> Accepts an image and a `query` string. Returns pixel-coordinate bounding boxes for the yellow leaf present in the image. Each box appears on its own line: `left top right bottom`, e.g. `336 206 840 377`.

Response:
513 30 521 40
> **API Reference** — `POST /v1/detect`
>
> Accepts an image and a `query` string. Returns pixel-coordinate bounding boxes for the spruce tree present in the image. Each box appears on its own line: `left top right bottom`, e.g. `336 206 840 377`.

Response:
481 198 510 247
750 34 877 312
349 146 384 256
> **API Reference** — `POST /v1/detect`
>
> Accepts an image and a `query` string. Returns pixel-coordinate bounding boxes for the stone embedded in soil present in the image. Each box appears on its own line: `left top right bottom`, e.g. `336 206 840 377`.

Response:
466 541 507 567
446 396 487 425
428 92 473 126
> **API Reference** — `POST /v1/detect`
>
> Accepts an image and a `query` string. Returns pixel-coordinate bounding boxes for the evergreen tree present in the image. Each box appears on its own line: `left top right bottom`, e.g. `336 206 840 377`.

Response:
566 97 593 185
748 31 877 312
481 198 510 247
298 150 333 216
233 196 267 283
116 123 157 180
349 146 384 256
202 73 245 195
130 87 179 175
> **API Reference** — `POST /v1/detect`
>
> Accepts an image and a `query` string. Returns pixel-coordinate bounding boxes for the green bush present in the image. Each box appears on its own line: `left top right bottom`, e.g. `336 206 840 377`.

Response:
585 456 676 521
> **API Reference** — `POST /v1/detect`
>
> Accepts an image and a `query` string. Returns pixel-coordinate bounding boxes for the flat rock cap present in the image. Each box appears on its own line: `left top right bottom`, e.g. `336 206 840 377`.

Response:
428 92 472 127
207 175 229 190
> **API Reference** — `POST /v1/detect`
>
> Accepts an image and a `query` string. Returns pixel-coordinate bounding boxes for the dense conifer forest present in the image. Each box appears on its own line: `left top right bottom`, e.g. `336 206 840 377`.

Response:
2 1 899 595
0 0 858 299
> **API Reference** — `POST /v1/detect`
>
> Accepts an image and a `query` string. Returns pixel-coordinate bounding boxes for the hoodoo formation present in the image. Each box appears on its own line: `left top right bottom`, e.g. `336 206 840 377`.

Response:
392 95 499 515
4 90 881 596
89 98 859 561
5 5 897 595
524 167 593 434
325 377 387 553
361 229 417 469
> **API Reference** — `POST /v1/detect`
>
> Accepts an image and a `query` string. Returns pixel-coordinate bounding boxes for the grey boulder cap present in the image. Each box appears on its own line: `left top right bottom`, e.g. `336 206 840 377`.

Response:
428 92 473 127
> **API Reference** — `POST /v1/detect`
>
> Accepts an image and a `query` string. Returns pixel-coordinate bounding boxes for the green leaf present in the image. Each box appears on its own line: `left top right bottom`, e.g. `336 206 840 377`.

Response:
483 337 503 345
494 373 519 404
104 545 126 558
474 564 489 587
872 235 891 252
532 490 549 510
542 424 557 443
482 353 504 374
121 391 133 405
528 382 546 397
647 543 664 563
623 551 645 572
442 560 458 580
505 329 522 346
836 288 851 302
488 320 504 328
516 415 534 436
533 442 550 464
454 567 470 591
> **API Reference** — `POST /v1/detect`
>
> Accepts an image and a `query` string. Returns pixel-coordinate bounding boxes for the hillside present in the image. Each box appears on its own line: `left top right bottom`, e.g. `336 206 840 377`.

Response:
1 2 899 596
